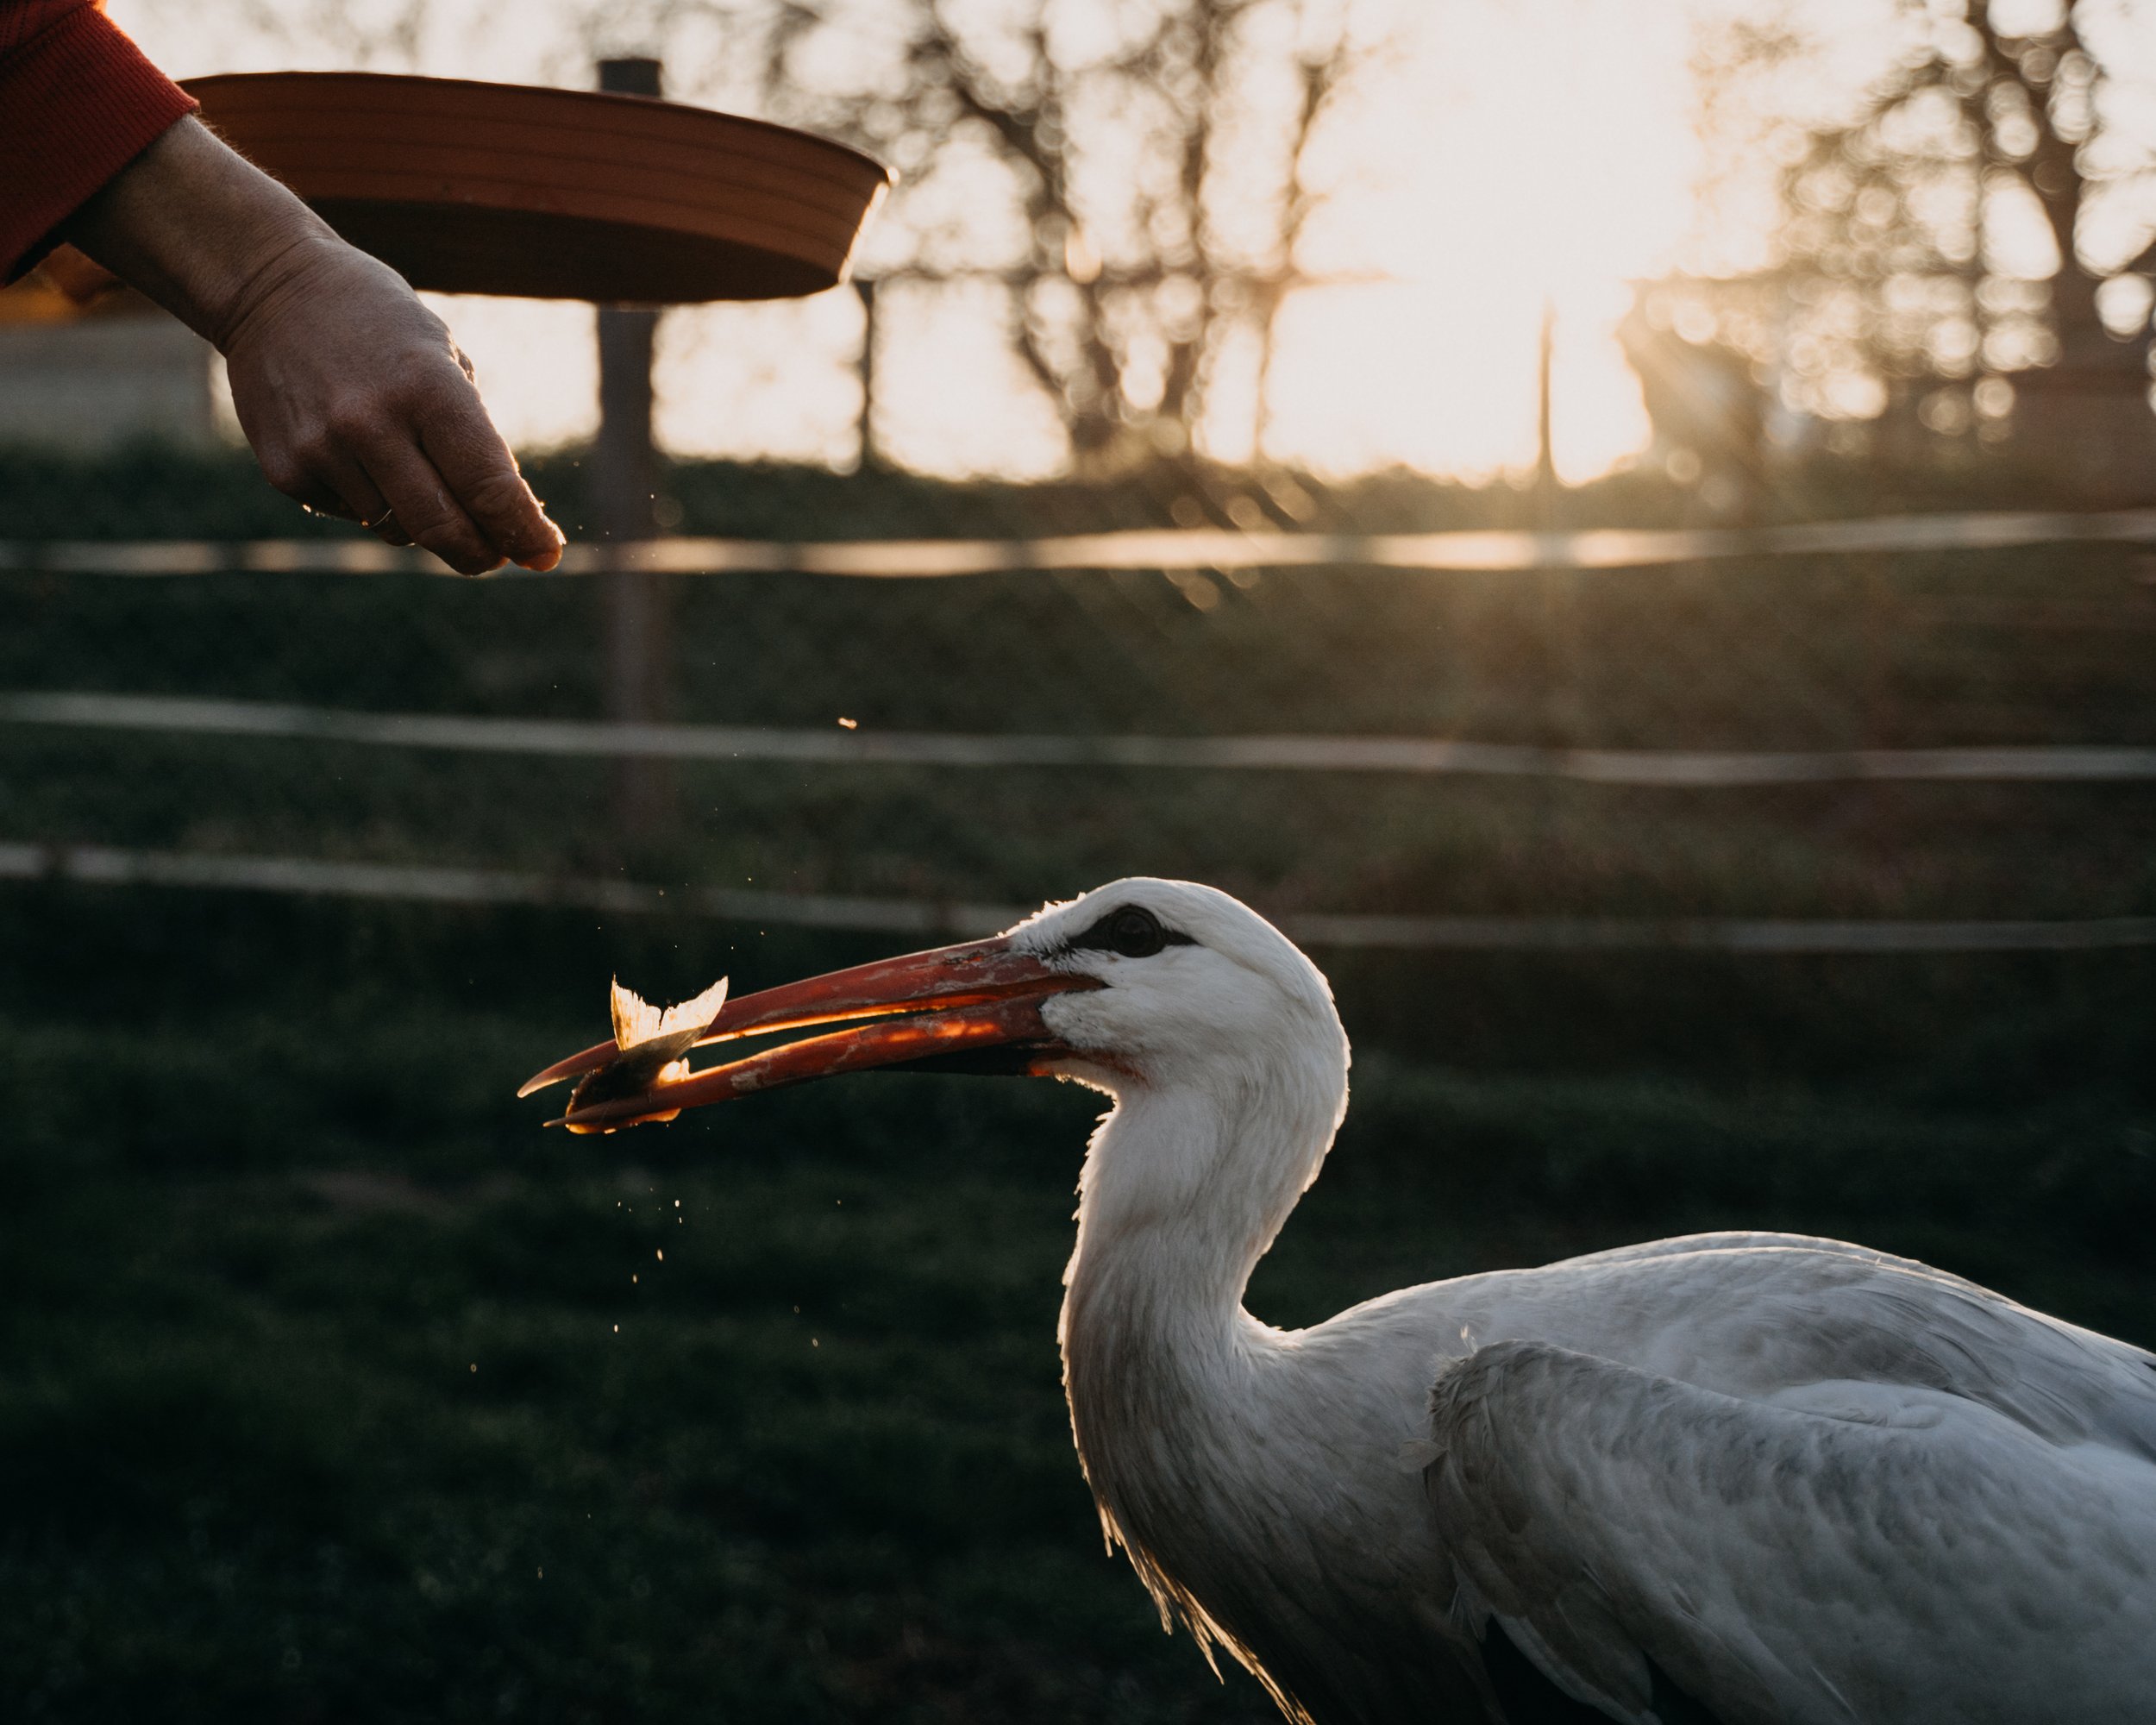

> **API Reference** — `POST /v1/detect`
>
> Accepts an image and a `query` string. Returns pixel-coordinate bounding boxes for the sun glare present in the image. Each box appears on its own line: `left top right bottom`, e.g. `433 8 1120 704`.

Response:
1265 2 1701 481
115 0 1715 484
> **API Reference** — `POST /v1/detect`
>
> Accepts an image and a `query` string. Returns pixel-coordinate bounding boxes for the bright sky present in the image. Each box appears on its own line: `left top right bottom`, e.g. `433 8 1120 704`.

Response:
108 0 2147 484
1260 1 1700 481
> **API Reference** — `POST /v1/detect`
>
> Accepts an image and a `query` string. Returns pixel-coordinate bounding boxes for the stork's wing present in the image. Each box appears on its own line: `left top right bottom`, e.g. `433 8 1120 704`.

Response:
1426 1339 2156 1725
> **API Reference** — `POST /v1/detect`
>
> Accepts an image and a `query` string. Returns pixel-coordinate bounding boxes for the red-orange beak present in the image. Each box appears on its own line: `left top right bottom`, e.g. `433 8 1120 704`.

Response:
517 935 1100 1133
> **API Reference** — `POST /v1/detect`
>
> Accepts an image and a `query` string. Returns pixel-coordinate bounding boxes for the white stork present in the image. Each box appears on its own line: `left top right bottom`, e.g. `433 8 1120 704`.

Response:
522 878 2156 1725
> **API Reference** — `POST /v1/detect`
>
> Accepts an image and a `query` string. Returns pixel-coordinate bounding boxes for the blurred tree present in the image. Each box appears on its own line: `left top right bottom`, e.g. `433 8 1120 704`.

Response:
744 0 1373 469
218 0 437 67
1666 0 2156 497
127 0 1390 476
1784 3 2150 380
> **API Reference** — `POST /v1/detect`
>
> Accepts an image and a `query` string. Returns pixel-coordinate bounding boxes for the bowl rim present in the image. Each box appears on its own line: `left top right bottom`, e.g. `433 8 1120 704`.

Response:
180 70 893 187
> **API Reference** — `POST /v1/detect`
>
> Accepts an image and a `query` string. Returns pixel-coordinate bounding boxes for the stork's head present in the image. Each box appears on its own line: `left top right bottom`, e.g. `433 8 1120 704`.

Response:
1008 879 1344 1098
519 879 1348 1132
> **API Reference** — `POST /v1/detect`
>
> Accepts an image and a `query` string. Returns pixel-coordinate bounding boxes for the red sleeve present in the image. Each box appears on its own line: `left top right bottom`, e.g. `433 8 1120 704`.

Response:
0 0 198 279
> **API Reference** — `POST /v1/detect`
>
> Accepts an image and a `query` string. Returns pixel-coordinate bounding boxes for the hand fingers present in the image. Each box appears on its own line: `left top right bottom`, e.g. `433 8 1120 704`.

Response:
368 511 416 548
273 470 412 546
315 455 414 546
360 438 500 575
244 330 561 572
268 392 519 569
411 363 564 572
302 495 410 546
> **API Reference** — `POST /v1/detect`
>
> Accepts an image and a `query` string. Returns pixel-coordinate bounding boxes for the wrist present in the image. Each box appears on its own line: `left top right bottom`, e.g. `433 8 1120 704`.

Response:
60 116 343 351
210 225 370 358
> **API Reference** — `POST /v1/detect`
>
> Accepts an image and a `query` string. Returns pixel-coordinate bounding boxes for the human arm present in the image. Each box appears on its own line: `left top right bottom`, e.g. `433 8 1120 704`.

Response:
57 114 563 573
1 1 561 573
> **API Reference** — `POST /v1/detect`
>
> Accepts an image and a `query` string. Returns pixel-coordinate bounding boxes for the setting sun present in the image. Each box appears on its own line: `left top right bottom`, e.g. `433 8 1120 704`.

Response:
1262 2 1700 480
105 0 1735 483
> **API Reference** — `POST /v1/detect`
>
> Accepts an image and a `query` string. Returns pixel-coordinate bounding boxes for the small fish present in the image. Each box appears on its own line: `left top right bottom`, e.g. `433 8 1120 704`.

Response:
566 975 729 1121
610 975 729 1063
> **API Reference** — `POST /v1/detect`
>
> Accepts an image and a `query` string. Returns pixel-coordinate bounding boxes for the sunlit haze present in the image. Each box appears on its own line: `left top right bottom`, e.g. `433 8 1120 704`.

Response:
111 0 1914 483
1258 3 1699 480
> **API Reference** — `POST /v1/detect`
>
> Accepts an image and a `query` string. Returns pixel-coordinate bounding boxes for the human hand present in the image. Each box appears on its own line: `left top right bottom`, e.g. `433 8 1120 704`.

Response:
216 231 563 574
61 118 563 574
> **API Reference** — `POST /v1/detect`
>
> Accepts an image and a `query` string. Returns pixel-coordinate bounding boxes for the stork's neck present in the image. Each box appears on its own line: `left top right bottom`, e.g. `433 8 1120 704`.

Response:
1062 1057 1342 1340
1051 1027 1486 1725
1057 1045 1347 1593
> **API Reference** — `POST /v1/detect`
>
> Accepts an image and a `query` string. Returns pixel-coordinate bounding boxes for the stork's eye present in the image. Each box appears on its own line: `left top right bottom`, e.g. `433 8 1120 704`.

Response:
1070 905 1192 959
1106 908 1164 957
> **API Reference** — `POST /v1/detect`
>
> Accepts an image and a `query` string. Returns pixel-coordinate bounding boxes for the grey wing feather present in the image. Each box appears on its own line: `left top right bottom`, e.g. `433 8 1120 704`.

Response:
1551 1231 1964 1279
1426 1339 2156 1725
1537 1239 2156 1461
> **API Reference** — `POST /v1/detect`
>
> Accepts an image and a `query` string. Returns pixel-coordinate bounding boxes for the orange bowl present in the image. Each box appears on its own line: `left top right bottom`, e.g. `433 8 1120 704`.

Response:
182 72 890 304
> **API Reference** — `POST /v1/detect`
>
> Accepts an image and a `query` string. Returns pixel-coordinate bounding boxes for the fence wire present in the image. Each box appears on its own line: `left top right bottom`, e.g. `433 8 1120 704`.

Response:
2 488 2153 940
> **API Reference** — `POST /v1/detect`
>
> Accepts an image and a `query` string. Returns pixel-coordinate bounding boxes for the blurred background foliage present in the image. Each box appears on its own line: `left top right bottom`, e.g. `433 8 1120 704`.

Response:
85 0 2156 491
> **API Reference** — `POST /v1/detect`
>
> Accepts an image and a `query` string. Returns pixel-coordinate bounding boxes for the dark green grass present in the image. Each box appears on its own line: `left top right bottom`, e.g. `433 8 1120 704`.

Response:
3 888 2154 1722
9 733 2156 922
0 440 2123 546
3 452 2154 1716
8 543 2155 747
4 536 2154 930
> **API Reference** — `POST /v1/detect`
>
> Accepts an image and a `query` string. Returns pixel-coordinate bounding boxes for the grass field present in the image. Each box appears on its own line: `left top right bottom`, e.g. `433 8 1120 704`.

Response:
3 888 2153 1723
3 449 2153 1720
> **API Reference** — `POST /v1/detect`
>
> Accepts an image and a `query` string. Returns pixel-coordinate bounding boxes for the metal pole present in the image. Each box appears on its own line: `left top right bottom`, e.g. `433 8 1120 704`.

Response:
594 55 670 838
1533 298 1557 525
854 276 880 472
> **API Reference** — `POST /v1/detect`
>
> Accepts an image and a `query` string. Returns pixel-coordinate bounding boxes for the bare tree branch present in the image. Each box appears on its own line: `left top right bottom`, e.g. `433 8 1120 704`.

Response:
742 0 1369 469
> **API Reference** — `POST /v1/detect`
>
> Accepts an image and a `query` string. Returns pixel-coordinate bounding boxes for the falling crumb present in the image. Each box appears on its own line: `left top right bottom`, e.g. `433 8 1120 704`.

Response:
837 716 858 729
631 1274 638 1284
812 1339 819 1348
612 1324 619 1333
656 1249 664 1261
